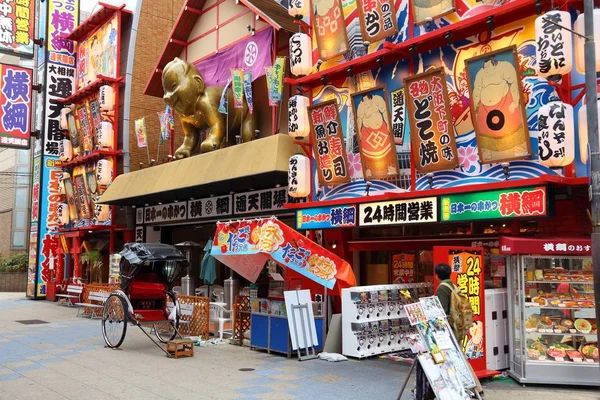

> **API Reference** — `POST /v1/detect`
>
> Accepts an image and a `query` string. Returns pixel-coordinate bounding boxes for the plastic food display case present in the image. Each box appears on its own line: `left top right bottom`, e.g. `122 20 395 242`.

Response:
505 243 599 386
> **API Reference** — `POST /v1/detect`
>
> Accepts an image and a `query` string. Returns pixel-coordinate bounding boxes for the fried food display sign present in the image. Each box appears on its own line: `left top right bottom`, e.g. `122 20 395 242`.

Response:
309 99 351 186
405 68 458 173
212 218 354 289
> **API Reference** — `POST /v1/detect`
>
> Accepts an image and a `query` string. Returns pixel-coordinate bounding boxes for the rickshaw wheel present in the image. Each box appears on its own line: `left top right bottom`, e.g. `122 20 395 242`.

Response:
102 294 128 348
154 291 180 343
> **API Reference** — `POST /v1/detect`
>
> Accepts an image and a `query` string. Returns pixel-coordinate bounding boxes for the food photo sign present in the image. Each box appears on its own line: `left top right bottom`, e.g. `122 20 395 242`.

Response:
211 217 355 290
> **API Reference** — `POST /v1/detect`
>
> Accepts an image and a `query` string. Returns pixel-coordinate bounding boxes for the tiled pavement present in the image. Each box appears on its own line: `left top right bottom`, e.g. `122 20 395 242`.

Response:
0 293 598 400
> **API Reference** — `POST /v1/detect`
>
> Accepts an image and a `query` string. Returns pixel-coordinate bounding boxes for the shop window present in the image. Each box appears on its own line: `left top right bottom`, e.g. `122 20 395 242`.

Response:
12 231 24 248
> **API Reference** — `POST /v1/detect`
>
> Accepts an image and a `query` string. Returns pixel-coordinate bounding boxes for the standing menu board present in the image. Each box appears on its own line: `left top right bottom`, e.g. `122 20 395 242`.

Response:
405 296 477 400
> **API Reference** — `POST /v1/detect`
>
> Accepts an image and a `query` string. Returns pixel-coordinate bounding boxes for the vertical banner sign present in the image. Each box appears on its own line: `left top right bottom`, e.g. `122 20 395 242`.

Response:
243 70 253 114
0 0 35 57
405 68 458 173
312 0 349 61
157 111 166 144
0 64 32 148
390 88 406 146
265 67 276 106
218 78 231 114
31 0 79 298
231 69 244 109
356 0 398 43
165 105 174 139
433 246 486 375
465 46 531 164
351 86 399 180
272 57 285 103
27 156 41 297
135 117 148 148
308 99 351 185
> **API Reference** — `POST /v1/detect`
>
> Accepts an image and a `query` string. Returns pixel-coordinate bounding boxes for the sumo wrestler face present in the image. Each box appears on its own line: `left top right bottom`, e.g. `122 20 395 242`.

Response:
162 58 205 117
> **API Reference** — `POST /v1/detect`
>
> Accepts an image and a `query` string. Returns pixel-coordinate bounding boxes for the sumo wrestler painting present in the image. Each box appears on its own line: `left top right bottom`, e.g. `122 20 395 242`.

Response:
312 0 349 61
466 46 531 164
412 0 454 26
351 87 399 180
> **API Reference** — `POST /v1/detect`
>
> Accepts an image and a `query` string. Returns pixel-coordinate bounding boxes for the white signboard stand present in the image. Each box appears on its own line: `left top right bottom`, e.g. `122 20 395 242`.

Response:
284 289 318 361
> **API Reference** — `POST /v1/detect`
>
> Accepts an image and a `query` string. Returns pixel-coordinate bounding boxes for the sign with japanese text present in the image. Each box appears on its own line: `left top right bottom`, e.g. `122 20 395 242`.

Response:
188 195 232 221
212 218 355 290
433 246 486 374
392 253 415 283
351 86 399 180
296 205 357 230
234 187 303 215
48 0 77 65
143 202 188 224
535 11 572 78
309 99 351 186
440 186 547 222
243 71 253 114
75 14 118 89
135 226 144 243
29 0 79 298
499 237 591 255
405 68 458 173
356 0 397 43
0 64 31 148
537 101 574 167
0 0 35 57
312 0 348 61
231 68 244 109
358 197 437 226
390 88 406 146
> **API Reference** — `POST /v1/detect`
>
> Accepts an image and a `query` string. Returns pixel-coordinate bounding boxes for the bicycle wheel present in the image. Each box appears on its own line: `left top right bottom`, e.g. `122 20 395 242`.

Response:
154 291 179 343
102 294 128 348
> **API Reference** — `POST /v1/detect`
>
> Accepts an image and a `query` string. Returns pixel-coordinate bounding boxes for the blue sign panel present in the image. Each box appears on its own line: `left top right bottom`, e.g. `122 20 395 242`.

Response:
296 205 357 230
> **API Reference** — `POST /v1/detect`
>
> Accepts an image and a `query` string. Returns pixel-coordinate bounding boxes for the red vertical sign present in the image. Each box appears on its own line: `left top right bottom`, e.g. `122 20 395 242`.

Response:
433 246 487 376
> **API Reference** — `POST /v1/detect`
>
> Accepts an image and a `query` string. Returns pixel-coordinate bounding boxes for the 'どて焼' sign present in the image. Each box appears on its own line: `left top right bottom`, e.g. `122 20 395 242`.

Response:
0 0 35 57
405 68 458 173
0 64 32 149
296 205 357 230
440 186 547 222
358 197 437 226
309 99 351 186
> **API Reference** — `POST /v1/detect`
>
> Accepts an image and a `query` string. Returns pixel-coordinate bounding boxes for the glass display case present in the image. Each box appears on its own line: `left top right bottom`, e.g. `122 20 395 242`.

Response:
507 254 599 386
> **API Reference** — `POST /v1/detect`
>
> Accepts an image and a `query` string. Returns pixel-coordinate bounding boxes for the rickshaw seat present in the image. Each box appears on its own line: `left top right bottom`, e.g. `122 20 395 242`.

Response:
129 277 166 299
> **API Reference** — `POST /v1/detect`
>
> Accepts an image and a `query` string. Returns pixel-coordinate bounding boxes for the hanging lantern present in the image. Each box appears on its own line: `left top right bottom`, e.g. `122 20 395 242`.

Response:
94 203 110 222
96 159 113 186
99 85 115 111
288 0 309 19
537 99 574 167
288 95 310 139
97 121 114 149
59 139 73 162
56 203 69 226
289 33 312 77
575 10 600 74
577 98 600 163
58 171 70 195
535 11 572 79
288 154 311 198
60 107 70 130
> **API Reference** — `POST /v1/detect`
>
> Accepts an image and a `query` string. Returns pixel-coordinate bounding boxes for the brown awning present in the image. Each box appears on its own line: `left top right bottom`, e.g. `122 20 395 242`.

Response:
99 134 301 206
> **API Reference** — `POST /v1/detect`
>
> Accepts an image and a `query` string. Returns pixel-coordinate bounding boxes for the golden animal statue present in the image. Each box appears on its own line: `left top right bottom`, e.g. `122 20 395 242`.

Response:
162 58 255 158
